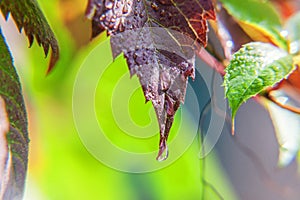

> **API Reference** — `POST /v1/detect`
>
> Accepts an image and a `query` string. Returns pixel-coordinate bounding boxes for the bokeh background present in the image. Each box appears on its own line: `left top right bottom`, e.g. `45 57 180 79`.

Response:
2 0 300 200
1 0 236 199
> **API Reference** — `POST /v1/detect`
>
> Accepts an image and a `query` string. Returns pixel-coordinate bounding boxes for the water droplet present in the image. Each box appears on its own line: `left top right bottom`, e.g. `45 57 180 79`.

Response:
280 30 288 38
111 17 116 23
226 40 233 48
122 4 129 14
160 9 166 17
99 14 106 21
156 138 169 161
290 41 300 54
119 23 125 32
105 1 114 9
156 146 168 161
151 2 159 11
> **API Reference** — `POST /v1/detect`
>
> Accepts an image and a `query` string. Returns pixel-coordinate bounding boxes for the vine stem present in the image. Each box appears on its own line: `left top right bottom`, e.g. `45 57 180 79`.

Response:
265 93 300 114
197 47 300 116
197 70 224 200
197 48 225 76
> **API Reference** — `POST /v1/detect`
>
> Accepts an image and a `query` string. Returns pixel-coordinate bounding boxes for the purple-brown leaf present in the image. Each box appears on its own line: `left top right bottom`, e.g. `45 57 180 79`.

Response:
0 30 28 199
86 0 215 160
0 0 59 73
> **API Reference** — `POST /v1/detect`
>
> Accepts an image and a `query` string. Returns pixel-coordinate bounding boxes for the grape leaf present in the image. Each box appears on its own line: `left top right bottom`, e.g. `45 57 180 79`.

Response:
224 42 295 134
0 0 59 72
219 0 287 50
86 0 215 160
0 31 28 199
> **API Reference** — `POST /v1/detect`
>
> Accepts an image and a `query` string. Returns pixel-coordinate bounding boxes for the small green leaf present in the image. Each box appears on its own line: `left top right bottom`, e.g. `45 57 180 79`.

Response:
219 0 287 50
224 42 295 132
0 30 28 199
0 0 59 72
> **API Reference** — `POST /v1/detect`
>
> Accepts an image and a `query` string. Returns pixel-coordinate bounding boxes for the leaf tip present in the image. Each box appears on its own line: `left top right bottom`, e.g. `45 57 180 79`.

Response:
46 55 58 75
46 45 59 74
156 137 169 162
27 34 34 48
231 118 235 136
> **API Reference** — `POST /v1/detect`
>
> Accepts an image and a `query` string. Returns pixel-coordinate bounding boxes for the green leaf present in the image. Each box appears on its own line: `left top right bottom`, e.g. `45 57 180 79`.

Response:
0 30 28 199
219 0 287 50
224 42 295 132
0 0 59 72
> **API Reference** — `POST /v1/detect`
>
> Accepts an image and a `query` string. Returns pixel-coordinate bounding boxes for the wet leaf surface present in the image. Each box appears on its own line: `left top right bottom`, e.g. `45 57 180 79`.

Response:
86 0 215 160
224 42 295 134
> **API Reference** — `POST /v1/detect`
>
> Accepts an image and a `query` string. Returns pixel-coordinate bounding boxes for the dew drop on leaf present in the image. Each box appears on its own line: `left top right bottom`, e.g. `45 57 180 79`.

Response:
86 0 216 161
156 137 169 161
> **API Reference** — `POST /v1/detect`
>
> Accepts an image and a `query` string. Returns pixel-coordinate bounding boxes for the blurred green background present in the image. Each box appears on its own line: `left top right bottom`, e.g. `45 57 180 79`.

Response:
0 0 236 199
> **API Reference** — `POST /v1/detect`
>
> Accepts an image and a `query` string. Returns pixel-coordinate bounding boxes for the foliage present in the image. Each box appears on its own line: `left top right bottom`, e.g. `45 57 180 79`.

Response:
86 0 215 160
224 42 295 133
1 0 300 199
0 0 59 72
219 0 287 49
0 0 59 198
0 32 28 199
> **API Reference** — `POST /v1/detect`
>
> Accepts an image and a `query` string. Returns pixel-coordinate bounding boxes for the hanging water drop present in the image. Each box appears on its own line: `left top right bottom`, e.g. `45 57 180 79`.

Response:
156 138 169 161
151 2 159 11
105 0 114 9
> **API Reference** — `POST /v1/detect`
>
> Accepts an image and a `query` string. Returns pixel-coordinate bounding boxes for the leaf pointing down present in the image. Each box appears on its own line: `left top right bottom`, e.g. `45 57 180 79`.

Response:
0 0 59 72
224 42 295 134
0 31 28 199
86 0 215 160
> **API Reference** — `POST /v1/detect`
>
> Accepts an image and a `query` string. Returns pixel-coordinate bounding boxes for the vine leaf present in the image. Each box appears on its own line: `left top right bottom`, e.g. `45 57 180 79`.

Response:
0 0 59 72
219 0 287 50
0 31 28 199
224 42 295 134
86 0 215 160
